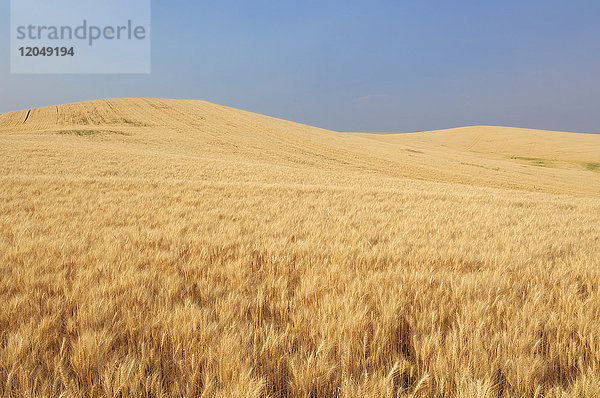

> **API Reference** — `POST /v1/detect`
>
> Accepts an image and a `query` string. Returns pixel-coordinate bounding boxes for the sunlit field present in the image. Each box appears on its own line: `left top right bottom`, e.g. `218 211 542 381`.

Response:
1 99 599 397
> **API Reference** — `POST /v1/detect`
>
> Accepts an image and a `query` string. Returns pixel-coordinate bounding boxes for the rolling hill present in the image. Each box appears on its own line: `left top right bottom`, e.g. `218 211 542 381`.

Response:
1 98 598 196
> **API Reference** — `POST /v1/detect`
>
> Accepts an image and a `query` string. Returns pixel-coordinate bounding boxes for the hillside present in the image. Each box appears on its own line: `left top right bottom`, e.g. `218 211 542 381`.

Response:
360 126 600 162
1 98 598 197
1 99 599 397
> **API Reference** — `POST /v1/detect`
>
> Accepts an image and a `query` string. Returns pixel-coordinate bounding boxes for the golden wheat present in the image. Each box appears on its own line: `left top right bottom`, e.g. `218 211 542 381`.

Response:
0 99 599 397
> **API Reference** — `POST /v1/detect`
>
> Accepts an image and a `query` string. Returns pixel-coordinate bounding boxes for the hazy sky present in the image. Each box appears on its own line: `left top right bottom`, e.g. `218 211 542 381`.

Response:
1 0 599 133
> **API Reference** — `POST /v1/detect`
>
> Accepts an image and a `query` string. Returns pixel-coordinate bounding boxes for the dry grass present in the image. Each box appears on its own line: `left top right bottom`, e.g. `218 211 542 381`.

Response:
0 99 599 397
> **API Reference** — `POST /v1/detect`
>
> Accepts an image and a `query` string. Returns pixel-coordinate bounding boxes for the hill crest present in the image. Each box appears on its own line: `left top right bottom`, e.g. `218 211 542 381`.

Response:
1 98 598 196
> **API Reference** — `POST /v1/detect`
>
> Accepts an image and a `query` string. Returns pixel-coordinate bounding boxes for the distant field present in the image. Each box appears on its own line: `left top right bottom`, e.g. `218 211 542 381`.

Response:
1 99 599 397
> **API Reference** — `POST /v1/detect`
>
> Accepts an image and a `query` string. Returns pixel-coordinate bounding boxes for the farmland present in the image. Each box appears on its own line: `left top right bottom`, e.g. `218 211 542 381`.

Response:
0 98 599 397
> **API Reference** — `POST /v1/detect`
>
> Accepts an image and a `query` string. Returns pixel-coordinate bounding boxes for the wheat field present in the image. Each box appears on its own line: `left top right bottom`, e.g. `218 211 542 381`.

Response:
0 98 599 397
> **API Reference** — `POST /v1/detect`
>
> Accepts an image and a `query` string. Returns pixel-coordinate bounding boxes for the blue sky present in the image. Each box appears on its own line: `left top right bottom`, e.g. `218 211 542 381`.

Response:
1 0 599 132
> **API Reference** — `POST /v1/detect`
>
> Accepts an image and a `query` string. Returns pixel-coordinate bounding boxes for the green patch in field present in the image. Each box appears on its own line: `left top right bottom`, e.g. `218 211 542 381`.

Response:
58 130 129 136
584 162 600 172
460 162 502 172
510 156 553 168
112 117 149 127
